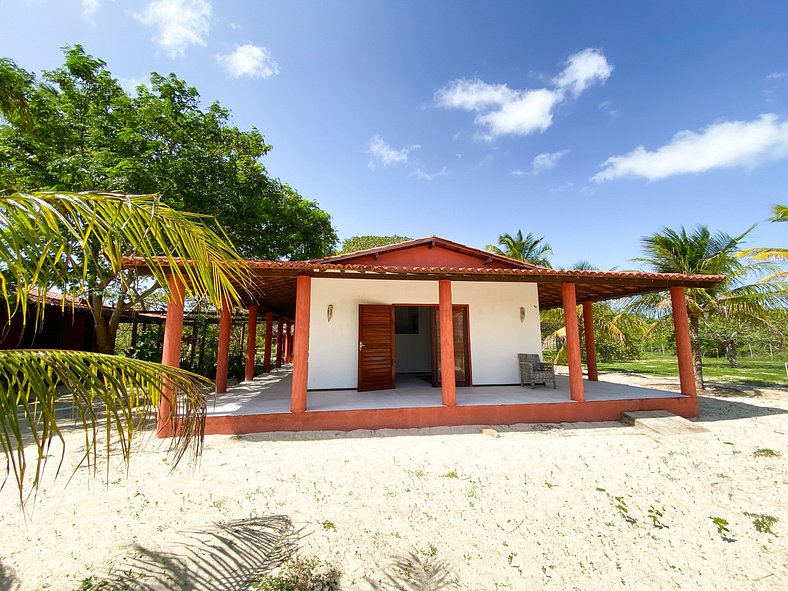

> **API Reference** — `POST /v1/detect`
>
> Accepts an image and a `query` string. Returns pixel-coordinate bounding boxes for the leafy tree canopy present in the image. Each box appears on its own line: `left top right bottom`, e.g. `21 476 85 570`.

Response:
339 235 412 254
0 45 337 260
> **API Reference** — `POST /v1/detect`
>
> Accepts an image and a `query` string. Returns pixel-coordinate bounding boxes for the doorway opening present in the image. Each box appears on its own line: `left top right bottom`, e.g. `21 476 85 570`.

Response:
394 306 433 386
357 304 471 392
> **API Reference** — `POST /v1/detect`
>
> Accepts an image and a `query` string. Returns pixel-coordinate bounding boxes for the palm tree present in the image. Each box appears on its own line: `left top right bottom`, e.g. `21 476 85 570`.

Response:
632 225 787 391
486 230 553 267
0 191 250 503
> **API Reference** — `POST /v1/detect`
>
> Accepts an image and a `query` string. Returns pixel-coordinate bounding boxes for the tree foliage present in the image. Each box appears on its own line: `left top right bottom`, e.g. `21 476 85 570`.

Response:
737 204 788 270
631 225 787 390
0 45 336 352
486 230 553 267
0 192 249 504
0 45 337 260
339 235 412 254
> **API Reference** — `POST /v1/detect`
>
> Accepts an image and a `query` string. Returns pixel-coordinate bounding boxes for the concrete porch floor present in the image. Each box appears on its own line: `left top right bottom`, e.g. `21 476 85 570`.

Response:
207 366 684 417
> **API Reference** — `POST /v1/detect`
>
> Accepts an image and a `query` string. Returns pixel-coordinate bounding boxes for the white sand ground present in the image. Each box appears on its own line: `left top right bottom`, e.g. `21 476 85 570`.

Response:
1 374 786 591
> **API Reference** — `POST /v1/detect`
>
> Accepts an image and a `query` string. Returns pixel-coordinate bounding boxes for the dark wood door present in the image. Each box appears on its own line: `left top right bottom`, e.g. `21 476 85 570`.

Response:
431 306 471 387
358 305 395 392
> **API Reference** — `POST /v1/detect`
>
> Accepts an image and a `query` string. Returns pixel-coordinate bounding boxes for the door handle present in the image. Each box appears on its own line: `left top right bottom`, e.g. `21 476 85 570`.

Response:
359 341 365 351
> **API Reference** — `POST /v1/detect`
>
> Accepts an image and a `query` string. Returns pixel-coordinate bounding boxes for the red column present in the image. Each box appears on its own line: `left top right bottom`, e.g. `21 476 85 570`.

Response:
215 298 232 394
159 275 186 436
245 305 258 382
670 286 697 397
438 279 456 406
291 276 311 413
263 311 273 373
562 283 585 402
283 319 292 363
276 318 284 368
582 301 599 381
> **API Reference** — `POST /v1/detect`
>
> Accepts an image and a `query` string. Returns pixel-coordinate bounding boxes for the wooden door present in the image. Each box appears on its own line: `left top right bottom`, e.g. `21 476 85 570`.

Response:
431 306 471 387
358 305 395 392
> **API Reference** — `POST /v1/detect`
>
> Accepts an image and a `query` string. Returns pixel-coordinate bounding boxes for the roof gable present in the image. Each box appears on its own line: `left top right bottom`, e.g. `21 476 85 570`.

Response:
316 236 540 270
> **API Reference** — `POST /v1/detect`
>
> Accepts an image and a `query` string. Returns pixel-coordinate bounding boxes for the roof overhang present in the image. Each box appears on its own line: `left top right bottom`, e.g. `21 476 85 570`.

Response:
123 256 725 316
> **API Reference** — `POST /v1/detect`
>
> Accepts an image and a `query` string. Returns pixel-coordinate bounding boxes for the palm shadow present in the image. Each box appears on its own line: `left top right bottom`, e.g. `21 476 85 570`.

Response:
365 551 457 591
86 515 300 591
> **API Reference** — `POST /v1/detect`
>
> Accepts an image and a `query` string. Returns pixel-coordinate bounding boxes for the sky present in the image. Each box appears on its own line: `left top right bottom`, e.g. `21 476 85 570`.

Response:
1 0 787 269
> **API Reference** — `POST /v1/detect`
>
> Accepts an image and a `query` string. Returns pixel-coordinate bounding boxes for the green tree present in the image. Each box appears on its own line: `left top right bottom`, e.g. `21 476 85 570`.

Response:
486 230 553 267
339 235 412 254
0 46 337 352
632 225 787 390
1 191 250 503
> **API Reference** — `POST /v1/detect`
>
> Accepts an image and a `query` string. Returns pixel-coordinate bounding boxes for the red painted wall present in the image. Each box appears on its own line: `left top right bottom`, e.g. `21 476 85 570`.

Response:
0 304 95 351
345 245 522 268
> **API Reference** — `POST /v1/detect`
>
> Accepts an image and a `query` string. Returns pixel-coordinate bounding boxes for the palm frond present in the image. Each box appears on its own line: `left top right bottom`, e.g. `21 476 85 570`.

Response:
0 350 208 504
0 191 251 322
737 246 788 263
770 204 787 223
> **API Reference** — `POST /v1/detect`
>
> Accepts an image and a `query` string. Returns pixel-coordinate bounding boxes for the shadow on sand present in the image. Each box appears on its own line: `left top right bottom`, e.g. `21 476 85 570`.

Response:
0 562 20 591
236 420 629 444
697 395 787 422
81 515 300 591
365 551 457 591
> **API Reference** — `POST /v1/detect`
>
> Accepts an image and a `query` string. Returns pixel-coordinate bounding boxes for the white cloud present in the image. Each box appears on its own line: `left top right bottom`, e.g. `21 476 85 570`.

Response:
135 0 212 58
218 44 279 78
413 166 448 181
367 135 420 169
435 48 612 139
476 88 561 137
531 150 569 174
553 48 613 97
435 79 517 111
766 71 787 80
82 0 101 21
592 114 788 182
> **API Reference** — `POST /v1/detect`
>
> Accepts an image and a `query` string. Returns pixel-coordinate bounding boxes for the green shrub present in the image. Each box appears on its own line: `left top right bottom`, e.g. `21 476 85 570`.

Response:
248 556 341 591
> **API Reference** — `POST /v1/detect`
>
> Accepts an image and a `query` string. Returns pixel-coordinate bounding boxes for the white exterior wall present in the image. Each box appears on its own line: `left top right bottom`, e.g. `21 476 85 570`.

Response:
307 278 542 389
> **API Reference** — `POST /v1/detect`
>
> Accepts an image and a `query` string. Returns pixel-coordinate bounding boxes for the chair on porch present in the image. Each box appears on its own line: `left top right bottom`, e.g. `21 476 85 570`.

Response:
518 353 557 389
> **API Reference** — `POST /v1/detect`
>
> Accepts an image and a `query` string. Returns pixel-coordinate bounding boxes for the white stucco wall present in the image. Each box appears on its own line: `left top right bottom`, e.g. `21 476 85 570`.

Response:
307 278 542 389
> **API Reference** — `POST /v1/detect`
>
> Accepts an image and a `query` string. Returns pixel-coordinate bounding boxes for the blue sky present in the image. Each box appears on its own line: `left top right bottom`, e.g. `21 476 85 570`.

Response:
2 0 787 269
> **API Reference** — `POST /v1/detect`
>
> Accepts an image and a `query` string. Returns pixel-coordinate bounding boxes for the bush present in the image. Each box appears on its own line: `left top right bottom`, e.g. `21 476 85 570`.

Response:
247 556 341 591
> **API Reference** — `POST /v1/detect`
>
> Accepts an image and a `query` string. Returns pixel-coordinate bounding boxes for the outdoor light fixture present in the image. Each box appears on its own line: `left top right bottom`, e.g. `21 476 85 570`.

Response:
327 304 334 322
520 306 526 323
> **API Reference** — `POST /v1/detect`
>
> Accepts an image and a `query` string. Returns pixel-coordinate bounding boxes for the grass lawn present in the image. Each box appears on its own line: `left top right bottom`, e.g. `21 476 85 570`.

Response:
597 352 788 387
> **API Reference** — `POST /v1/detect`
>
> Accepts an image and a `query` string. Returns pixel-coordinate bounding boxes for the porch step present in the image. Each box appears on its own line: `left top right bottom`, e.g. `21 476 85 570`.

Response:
621 410 709 435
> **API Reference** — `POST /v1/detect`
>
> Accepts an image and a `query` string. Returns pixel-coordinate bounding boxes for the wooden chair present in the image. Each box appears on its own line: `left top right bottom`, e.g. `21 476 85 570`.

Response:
518 353 557 389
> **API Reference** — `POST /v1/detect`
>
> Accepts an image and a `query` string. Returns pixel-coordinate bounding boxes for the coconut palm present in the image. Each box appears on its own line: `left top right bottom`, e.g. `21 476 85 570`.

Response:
632 225 787 391
486 230 553 267
0 191 250 503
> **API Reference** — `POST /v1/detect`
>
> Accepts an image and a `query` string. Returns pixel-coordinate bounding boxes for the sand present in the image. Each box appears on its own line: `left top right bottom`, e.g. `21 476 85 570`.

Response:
1 374 786 590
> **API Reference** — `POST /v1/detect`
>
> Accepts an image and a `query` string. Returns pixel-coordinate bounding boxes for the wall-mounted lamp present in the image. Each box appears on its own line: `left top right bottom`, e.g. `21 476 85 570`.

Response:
327 304 334 322
520 306 526 323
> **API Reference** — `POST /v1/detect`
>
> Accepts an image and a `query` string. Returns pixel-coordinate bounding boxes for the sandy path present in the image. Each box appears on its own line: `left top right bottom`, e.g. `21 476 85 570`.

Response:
1 375 786 590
